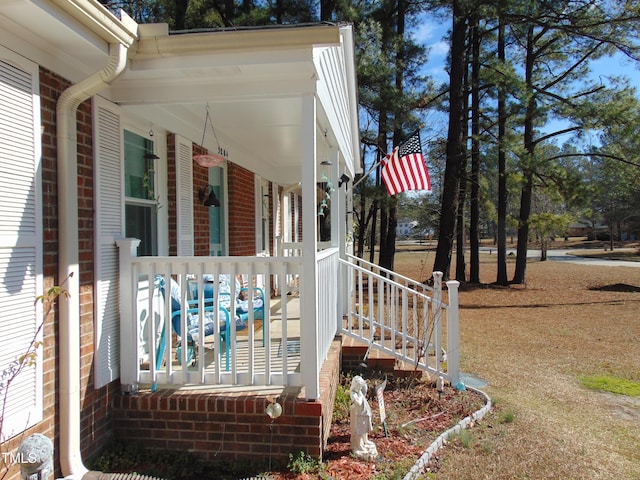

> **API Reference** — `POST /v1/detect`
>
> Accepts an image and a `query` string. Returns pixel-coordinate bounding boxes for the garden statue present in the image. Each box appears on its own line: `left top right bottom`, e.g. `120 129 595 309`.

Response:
349 375 378 461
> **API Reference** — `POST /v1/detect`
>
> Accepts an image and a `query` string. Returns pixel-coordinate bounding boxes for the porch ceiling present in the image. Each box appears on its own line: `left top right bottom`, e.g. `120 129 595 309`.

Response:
111 24 348 185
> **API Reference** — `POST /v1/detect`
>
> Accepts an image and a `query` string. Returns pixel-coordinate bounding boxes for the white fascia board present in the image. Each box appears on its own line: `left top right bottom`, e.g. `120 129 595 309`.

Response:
133 24 339 60
51 0 138 46
313 26 361 177
340 25 361 175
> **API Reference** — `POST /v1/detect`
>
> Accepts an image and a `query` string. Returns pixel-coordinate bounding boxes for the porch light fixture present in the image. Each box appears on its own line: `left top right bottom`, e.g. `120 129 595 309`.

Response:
339 173 350 187
198 185 220 207
194 104 226 167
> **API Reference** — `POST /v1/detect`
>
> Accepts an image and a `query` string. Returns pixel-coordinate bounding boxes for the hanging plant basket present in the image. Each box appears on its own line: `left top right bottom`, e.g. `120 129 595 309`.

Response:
193 153 225 167
194 104 227 166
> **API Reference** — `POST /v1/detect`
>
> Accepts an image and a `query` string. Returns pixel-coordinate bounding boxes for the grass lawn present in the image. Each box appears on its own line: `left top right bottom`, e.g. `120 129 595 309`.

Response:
391 244 640 479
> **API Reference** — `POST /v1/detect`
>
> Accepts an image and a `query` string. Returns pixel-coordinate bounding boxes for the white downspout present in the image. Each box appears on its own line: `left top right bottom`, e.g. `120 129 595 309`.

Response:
57 42 129 479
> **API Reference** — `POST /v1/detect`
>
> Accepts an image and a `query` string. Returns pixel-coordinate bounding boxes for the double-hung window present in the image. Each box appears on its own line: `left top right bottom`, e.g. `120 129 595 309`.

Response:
124 130 158 256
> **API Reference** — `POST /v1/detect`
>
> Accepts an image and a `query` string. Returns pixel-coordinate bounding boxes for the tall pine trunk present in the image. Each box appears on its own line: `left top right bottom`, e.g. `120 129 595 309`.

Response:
433 0 467 280
469 11 480 284
496 4 509 286
512 23 536 285
379 0 406 273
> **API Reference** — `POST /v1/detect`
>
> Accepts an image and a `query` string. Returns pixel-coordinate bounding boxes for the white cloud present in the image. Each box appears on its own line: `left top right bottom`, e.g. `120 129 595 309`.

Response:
429 40 449 58
412 22 439 44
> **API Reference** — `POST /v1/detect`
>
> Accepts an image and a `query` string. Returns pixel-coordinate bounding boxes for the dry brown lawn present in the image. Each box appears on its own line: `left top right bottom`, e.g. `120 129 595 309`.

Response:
392 248 640 480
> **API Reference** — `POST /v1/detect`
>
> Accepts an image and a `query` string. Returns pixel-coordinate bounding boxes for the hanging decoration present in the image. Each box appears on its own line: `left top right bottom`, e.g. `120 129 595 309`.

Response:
318 132 334 217
193 104 228 167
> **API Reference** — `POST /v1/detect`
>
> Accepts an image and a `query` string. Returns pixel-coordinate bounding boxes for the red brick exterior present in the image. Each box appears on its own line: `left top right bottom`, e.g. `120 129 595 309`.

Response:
192 144 211 256
113 393 321 462
112 338 342 464
227 163 257 256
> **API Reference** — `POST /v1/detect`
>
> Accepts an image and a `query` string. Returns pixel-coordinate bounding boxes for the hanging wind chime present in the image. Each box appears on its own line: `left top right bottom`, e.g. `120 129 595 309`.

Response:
193 104 227 167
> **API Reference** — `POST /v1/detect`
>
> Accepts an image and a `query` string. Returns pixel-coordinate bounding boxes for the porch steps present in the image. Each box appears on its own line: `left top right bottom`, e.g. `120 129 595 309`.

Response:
341 335 424 379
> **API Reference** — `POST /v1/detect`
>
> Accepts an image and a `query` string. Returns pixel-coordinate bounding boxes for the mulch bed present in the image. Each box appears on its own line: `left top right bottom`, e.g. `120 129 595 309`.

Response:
271 375 487 479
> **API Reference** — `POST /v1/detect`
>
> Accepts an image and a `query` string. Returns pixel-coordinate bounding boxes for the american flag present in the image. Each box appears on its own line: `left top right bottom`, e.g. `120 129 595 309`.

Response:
381 130 431 196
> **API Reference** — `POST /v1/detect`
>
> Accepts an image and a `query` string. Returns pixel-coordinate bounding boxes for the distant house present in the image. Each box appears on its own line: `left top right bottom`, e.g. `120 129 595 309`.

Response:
567 221 592 237
397 219 418 237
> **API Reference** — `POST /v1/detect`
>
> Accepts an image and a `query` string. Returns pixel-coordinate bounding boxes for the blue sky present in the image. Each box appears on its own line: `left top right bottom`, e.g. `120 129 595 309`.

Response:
410 17 640 146
413 17 640 88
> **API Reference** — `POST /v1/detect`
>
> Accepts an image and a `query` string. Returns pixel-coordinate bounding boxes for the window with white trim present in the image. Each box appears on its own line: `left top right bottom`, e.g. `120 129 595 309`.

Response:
124 130 158 256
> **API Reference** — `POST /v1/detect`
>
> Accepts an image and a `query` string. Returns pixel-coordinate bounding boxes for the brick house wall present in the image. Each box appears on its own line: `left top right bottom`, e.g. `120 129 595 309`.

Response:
112 337 342 464
192 144 211 256
227 163 256 256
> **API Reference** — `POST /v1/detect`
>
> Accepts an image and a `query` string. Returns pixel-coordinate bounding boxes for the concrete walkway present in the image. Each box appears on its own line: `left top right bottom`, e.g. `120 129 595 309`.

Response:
479 247 640 268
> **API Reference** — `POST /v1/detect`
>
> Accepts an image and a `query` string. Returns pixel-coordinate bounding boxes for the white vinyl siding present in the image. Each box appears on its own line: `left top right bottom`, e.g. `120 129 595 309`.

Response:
92 96 124 388
175 135 194 256
0 50 43 440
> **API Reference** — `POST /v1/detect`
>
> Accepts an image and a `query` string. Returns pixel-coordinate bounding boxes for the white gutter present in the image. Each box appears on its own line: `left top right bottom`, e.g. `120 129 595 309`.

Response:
56 4 136 478
134 22 341 59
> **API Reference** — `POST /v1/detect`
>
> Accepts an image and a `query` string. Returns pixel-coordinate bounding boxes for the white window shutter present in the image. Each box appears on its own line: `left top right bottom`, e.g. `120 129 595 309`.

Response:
0 52 43 440
92 96 123 388
175 135 194 256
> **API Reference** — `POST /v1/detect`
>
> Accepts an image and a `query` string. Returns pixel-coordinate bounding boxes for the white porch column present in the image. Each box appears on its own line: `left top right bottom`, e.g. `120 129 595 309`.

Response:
342 174 353 313
116 238 141 391
329 149 346 321
300 94 320 400
329 149 340 248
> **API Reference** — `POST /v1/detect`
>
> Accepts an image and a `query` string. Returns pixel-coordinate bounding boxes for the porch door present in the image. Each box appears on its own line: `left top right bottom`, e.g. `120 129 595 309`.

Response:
0 49 43 440
209 165 227 256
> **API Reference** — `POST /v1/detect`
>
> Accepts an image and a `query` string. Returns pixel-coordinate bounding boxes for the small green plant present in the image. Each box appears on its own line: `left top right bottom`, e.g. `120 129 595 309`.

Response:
287 451 323 475
143 171 162 211
499 409 515 424
579 375 640 397
372 457 416 479
452 428 474 448
333 383 351 423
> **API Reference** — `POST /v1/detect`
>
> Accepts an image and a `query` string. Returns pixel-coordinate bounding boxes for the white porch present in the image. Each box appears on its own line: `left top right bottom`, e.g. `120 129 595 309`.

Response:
118 241 460 401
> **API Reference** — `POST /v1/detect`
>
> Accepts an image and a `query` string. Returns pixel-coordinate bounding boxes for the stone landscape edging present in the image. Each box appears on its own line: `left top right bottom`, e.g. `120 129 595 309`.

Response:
402 386 493 480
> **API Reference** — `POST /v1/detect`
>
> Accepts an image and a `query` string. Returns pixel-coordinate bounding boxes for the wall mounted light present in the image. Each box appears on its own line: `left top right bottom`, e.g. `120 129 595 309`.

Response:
198 185 220 207
339 174 350 187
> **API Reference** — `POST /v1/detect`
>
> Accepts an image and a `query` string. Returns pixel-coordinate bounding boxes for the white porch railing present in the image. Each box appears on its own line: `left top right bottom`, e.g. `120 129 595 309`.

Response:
340 254 460 384
117 239 340 398
316 247 339 370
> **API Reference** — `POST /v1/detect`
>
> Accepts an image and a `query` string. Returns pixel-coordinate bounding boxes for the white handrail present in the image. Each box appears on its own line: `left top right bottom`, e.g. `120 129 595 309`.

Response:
345 252 435 294
339 256 459 383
